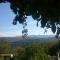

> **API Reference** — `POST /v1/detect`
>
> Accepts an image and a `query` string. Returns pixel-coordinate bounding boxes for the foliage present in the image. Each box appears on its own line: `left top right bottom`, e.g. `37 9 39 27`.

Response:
15 47 25 60
0 40 11 54
48 40 60 56
0 0 60 35
25 45 48 60
0 40 58 60
15 44 54 60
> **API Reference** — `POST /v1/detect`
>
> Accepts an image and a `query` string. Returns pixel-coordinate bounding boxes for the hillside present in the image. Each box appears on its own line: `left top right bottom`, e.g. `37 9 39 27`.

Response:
0 35 59 47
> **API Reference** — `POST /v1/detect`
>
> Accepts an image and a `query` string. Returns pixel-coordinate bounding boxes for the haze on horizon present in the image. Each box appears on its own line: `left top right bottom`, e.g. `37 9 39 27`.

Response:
0 3 55 37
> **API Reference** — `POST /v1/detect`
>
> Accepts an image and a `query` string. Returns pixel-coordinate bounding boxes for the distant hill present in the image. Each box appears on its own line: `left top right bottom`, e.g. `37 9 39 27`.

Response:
0 35 59 47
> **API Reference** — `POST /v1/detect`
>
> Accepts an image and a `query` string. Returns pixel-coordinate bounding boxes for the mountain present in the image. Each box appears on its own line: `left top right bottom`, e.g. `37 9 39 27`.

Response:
0 35 59 47
0 35 57 42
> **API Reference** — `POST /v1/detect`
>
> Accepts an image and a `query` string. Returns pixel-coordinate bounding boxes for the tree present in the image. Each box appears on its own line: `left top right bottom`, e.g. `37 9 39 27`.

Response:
15 47 25 60
0 40 11 54
1 0 60 37
24 44 53 60
48 40 60 56
15 44 54 60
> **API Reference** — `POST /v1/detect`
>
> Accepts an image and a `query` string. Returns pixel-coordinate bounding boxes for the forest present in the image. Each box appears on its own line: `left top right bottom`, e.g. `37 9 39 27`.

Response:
0 39 59 60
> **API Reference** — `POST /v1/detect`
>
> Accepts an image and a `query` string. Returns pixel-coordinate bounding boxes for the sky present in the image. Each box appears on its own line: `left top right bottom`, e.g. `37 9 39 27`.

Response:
0 2 54 37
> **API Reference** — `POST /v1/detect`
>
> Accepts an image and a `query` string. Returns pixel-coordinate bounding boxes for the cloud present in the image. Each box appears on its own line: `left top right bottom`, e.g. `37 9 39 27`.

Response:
0 31 21 37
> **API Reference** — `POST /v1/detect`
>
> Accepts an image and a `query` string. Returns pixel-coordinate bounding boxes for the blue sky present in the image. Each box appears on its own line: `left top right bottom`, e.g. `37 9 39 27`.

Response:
0 3 54 37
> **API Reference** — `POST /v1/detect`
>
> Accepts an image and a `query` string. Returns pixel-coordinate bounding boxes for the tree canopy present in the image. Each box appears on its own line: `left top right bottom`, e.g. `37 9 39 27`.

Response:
15 44 54 60
0 0 60 35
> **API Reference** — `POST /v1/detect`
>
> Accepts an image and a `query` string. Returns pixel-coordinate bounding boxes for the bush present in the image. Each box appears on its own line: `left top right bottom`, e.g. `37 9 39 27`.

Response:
16 44 54 60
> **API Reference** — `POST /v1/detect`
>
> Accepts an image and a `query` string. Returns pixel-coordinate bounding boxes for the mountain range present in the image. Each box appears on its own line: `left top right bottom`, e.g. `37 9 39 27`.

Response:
0 35 59 47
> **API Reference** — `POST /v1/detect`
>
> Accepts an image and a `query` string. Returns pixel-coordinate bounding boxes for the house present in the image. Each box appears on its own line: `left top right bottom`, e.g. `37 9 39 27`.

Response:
0 54 14 60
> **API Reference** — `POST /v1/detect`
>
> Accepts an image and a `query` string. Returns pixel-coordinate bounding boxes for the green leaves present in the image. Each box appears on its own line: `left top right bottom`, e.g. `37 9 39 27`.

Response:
16 44 53 60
